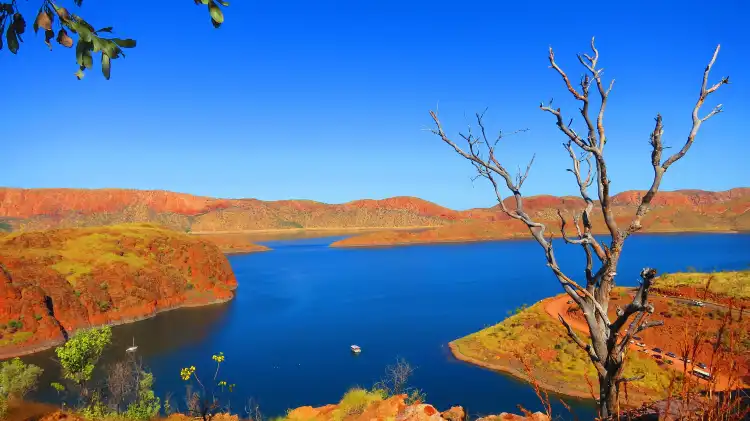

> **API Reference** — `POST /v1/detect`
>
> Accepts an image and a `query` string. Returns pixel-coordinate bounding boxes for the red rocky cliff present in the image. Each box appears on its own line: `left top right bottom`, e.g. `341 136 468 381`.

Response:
0 224 237 358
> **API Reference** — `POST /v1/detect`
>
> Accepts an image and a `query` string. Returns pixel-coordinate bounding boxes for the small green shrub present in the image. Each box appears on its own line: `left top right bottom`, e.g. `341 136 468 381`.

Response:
514 303 529 315
55 326 112 386
51 382 65 394
124 372 161 420
79 392 112 419
0 358 43 401
333 388 383 421
34 314 43 321
405 388 427 405
0 395 7 419
7 320 22 330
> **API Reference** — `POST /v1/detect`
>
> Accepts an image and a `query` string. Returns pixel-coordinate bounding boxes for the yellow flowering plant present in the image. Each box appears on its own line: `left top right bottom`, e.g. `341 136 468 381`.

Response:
179 352 234 421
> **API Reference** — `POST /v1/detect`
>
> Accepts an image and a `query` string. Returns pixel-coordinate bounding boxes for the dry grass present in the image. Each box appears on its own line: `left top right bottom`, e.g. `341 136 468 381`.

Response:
657 271 750 301
452 301 678 403
0 224 189 286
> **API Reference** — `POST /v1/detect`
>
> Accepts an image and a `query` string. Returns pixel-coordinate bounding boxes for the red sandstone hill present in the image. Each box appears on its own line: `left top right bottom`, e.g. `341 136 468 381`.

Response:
0 188 456 232
332 189 750 247
0 224 237 358
0 187 748 236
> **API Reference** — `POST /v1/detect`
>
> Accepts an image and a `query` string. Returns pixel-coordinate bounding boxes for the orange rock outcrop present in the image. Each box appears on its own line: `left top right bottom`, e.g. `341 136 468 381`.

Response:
0 224 237 358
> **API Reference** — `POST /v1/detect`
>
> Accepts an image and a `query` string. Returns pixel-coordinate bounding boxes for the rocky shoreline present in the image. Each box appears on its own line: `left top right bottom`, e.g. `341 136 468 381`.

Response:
0 293 235 360
447 342 595 403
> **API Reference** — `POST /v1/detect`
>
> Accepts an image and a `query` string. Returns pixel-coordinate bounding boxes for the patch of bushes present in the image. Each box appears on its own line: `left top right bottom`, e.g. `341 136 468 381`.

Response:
278 220 304 229
97 301 112 312
0 358 43 418
332 388 384 421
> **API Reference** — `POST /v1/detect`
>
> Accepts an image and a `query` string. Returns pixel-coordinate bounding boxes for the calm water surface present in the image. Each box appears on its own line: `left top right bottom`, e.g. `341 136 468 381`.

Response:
24 233 750 419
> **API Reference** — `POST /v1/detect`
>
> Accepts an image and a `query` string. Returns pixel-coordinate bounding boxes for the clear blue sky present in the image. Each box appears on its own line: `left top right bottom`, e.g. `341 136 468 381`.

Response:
2 0 748 210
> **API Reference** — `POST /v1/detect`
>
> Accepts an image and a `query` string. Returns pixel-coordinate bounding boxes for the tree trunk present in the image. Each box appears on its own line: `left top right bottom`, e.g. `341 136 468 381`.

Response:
599 373 619 419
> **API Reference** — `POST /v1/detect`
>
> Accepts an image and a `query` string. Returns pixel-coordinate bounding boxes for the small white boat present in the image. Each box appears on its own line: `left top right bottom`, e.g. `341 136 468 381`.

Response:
350 345 361 354
126 337 138 353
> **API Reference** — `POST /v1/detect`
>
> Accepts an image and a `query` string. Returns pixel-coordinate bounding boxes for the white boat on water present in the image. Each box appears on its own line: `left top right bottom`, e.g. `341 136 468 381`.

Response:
350 345 361 353
126 337 138 353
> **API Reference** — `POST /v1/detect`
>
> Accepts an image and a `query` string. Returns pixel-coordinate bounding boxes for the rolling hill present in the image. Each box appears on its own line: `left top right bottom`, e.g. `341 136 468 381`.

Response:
0 188 748 246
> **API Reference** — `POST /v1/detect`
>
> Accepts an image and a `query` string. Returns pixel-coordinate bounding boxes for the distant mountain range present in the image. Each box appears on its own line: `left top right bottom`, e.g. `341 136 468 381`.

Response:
0 187 748 235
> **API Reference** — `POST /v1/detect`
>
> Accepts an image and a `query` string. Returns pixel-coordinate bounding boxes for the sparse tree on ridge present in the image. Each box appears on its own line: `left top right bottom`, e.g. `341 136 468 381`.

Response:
0 0 228 79
429 38 729 418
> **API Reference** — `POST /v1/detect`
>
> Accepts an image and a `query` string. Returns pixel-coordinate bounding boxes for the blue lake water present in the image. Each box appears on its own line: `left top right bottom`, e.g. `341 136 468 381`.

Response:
24 233 750 419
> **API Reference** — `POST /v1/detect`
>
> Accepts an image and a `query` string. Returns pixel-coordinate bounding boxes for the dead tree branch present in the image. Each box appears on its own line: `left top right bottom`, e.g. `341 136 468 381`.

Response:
626 45 728 235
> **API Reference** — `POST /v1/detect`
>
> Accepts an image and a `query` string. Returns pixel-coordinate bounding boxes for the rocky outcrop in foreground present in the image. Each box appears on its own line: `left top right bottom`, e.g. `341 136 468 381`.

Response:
0 224 237 358
32 394 550 421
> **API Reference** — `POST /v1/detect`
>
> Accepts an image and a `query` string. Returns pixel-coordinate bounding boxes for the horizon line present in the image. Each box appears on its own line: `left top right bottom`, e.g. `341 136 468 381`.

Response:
1 186 747 212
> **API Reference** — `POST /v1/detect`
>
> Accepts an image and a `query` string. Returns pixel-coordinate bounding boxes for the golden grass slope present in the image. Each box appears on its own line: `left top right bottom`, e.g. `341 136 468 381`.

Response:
653 271 750 306
449 300 676 405
0 223 238 357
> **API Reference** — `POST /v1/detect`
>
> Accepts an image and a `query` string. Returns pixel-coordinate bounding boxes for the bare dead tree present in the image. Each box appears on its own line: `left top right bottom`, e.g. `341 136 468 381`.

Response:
375 357 415 396
105 360 135 413
429 38 728 418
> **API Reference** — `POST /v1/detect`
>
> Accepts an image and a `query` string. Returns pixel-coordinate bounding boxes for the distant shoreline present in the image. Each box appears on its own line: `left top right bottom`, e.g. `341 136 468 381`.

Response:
0 294 235 360
190 226 438 235
330 228 745 249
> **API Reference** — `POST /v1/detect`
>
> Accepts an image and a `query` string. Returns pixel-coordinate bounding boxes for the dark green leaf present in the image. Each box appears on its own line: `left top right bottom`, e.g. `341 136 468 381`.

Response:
6 25 19 54
92 37 104 53
82 49 93 69
112 38 136 48
76 17 96 33
12 13 25 36
76 25 93 42
0 21 5 51
102 40 122 59
44 29 54 50
101 54 111 80
96 26 113 33
209 3 224 25
75 40 85 65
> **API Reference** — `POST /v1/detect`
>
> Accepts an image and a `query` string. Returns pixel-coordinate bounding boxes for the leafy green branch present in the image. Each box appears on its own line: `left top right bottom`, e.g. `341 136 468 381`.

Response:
0 0 228 79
